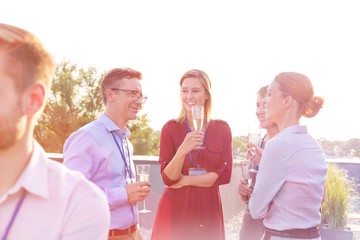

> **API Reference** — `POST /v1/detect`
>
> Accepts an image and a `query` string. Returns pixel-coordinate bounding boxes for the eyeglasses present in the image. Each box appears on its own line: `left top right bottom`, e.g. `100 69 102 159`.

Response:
110 88 147 104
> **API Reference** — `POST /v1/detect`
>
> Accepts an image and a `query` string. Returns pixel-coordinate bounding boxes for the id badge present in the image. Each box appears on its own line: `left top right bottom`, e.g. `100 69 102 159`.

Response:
189 167 207 176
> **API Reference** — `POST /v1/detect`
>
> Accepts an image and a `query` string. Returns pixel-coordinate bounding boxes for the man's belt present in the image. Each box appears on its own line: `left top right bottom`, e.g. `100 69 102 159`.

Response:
108 224 137 236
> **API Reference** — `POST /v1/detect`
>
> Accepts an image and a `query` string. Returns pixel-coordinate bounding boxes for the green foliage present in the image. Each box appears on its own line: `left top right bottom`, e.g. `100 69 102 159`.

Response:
34 60 104 152
232 136 248 158
321 164 356 229
128 114 160 156
319 138 360 158
34 60 159 156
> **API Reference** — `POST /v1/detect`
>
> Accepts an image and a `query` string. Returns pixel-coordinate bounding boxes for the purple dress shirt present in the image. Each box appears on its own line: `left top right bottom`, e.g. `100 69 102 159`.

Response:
63 114 138 230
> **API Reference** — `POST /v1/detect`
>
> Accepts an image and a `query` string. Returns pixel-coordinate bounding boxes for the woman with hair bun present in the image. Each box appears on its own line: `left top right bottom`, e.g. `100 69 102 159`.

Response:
249 72 326 240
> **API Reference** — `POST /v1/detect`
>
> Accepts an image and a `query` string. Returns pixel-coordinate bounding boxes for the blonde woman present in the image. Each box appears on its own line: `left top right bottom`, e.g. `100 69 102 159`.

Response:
151 69 233 240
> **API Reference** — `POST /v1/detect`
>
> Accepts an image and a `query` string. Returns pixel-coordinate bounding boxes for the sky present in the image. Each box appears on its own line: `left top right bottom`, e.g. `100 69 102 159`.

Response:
2 0 360 141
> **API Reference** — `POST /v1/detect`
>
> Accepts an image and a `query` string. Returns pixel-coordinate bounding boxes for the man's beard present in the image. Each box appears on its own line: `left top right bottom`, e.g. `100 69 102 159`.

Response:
0 102 24 151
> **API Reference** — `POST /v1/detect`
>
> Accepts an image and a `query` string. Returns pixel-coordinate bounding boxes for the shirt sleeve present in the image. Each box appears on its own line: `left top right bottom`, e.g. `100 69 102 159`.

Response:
248 139 287 219
63 130 101 179
60 178 110 240
212 122 233 186
159 123 180 186
63 130 129 208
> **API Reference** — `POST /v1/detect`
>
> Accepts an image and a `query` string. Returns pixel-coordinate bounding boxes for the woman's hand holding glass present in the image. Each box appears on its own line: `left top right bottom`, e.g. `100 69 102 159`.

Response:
238 179 253 204
246 143 263 166
181 131 204 153
246 125 261 185
191 106 206 150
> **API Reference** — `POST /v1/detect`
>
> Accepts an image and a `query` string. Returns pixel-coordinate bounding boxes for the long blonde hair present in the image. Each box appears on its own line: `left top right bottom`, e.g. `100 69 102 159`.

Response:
177 69 212 123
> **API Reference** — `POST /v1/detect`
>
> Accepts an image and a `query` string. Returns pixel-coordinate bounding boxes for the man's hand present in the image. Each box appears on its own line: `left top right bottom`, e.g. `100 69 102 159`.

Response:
125 181 151 204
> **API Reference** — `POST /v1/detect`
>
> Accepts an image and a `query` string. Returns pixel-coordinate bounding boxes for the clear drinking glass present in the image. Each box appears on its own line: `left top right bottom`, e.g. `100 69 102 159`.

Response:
136 164 151 213
246 124 261 185
248 124 261 157
191 105 205 150
240 161 257 187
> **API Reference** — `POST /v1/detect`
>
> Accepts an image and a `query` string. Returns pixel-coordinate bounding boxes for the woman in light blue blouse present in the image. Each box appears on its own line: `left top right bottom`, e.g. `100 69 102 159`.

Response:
249 72 327 240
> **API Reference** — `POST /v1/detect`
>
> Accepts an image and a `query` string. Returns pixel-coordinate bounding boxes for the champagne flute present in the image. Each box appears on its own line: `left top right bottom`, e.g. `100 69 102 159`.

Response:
247 124 261 184
191 105 205 150
247 168 258 186
136 164 151 213
240 163 256 187
247 124 261 158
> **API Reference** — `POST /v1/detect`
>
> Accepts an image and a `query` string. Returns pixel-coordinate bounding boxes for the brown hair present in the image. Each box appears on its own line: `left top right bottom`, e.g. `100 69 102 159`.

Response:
101 68 142 104
0 23 55 92
274 72 324 118
177 69 212 123
257 85 268 99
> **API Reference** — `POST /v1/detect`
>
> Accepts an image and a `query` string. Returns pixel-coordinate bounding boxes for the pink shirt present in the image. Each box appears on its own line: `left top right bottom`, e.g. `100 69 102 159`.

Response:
0 141 110 240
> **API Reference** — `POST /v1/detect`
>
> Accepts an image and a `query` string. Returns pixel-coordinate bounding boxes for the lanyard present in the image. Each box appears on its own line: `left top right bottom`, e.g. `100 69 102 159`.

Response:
185 119 208 166
111 132 133 183
2 190 27 240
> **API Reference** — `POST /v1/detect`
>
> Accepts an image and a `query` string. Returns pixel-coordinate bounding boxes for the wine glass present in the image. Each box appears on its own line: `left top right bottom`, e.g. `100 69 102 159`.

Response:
191 105 205 150
247 168 258 186
240 162 257 187
247 124 261 158
136 164 151 213
246 124 261 185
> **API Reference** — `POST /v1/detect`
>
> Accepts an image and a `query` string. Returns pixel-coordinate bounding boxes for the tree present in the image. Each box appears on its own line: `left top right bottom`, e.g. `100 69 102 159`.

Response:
232 136 248 158
128 114 160 156
34 60 160 156
34 60 104 152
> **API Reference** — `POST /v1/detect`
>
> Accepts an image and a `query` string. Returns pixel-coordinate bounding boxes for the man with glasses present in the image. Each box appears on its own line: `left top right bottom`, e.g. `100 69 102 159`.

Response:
63 68 151 240
0 23 110 239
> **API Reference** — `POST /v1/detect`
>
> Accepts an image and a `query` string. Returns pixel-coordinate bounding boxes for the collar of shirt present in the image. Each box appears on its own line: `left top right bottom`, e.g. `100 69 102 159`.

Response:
0 141 49 204
278 125 308 137
99 114 131 137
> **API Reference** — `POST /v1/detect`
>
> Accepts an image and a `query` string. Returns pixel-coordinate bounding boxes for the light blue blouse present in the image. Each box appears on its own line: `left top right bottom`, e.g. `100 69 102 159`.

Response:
249 125 327 230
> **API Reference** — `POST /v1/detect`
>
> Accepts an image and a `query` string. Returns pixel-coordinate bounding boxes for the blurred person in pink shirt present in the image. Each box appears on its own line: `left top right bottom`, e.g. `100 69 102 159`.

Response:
0 23 110 240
